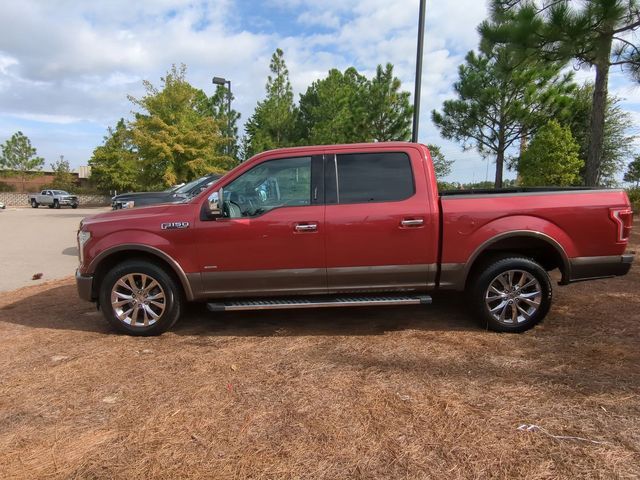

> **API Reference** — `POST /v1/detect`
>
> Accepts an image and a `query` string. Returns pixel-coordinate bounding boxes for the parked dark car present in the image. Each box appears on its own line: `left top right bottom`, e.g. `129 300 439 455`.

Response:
111 174 222 210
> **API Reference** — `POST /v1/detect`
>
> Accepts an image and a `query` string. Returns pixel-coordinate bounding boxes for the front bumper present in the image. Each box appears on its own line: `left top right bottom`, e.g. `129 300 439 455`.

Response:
569 254 634 282
76 270 94 302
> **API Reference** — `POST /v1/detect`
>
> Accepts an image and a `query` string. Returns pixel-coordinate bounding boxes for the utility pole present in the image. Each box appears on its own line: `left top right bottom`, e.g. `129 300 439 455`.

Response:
412 0 426 143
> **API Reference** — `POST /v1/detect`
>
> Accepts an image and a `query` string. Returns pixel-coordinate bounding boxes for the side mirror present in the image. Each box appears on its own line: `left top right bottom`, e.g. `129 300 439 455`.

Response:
206 190 223 218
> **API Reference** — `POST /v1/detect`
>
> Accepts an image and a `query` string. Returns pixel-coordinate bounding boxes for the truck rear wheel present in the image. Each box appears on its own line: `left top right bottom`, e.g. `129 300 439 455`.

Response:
99 260 183 336
469 256 552 333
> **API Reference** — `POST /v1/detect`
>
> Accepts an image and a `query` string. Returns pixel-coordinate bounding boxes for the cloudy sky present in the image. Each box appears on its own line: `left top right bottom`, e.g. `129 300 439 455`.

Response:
0 0 638 182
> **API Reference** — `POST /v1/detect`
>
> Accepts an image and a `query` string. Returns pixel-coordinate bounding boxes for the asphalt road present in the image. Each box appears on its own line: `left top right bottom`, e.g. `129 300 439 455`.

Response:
0 206 109 292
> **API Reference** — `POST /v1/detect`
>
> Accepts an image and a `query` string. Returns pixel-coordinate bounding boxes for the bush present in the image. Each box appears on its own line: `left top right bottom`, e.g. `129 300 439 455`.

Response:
627 188 640 214
0 181 15 192
519 120 583 186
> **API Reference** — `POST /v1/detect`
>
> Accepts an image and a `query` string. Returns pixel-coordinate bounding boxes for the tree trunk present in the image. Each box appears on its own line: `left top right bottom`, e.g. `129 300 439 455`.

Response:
495 149 504 188
517 128 528 185
585 45 612 186
495 130 505 188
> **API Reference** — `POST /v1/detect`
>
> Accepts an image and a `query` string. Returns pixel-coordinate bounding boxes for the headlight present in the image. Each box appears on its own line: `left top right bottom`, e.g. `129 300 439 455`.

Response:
78 230 91 264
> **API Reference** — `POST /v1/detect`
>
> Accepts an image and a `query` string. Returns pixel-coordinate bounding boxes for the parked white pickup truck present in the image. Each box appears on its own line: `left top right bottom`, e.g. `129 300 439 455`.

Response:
28 190 79 209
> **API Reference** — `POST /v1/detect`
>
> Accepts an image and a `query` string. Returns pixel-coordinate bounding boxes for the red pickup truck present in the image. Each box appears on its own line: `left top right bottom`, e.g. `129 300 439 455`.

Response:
76 142 634 336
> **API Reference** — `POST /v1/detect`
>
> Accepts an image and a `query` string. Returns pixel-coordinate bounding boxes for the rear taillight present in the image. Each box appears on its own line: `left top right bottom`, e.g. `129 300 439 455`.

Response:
610 208 633 242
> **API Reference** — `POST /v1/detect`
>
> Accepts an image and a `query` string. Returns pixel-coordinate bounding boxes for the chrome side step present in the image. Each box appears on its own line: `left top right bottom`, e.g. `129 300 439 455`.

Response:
207 294 432 312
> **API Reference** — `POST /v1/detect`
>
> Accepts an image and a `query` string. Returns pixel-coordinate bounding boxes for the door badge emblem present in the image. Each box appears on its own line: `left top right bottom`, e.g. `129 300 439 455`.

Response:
161 221 190 230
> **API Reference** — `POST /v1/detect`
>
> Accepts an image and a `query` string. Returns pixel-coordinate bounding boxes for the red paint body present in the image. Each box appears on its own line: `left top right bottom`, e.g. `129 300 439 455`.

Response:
79 143 633 299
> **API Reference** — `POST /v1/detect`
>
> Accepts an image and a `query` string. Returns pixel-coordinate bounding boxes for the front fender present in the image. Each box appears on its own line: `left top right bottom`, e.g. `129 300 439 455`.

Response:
83 231 196 301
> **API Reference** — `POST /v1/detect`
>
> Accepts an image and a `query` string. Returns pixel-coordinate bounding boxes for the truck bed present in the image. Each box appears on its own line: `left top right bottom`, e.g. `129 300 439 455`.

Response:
439 186 598 197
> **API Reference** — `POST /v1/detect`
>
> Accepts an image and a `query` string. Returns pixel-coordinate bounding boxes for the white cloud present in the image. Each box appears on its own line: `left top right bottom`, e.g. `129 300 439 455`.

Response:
0 0 636 182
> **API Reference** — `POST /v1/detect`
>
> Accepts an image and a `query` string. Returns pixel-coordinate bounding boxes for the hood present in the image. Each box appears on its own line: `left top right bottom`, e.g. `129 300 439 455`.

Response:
82 203 181 227
112 191 174 200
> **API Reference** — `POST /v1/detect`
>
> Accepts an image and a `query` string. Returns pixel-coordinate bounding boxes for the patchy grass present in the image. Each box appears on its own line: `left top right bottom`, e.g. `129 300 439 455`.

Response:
0 230 639 479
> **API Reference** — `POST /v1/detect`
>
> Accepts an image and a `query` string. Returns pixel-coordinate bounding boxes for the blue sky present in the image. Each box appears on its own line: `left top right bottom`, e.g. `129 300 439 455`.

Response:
0 0 638 183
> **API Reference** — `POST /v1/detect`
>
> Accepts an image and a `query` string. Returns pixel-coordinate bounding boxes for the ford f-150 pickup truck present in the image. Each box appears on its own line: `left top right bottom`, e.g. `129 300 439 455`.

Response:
75 142 634 336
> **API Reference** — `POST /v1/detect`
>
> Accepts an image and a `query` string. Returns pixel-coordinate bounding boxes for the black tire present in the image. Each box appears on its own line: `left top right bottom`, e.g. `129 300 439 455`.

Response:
31 200 38 208
71 204 78 209
469 256 552 333
53 200 60 209
99 260 183 336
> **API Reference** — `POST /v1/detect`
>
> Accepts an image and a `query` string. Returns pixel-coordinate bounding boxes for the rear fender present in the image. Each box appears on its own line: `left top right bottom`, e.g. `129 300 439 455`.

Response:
460 215 576 284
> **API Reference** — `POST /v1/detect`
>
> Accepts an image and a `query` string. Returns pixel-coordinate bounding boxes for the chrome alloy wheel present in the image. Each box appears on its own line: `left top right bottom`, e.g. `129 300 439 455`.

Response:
110 273 166 327
484 269 542 325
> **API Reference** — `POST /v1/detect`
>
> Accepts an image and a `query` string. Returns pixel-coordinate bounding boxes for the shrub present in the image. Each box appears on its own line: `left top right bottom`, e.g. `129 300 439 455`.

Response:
519 120 583 186
627 188 640 214
0 181 15 192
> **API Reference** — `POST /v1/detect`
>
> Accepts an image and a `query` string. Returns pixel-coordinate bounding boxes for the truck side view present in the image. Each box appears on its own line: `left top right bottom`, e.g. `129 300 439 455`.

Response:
76 143 634 336
29 190 79 209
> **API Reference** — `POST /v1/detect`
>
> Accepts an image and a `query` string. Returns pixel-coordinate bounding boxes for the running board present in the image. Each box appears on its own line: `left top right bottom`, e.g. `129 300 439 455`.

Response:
207 294 432 312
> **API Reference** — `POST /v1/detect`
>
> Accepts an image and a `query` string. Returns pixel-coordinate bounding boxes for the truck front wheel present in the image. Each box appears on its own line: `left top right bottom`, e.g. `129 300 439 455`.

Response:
99 260 183 336
469 256 552 333
31 200 38 208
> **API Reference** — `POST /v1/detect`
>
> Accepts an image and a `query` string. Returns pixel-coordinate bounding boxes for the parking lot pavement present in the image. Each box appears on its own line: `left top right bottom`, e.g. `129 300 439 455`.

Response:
0 206 109 292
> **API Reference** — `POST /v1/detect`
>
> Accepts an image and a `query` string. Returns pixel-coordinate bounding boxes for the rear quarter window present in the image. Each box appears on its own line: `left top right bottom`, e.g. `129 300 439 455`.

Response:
335 152 414 203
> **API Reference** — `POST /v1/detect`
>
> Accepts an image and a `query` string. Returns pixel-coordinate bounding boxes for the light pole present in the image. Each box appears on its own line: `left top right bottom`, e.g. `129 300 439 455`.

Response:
412 0 426 143
212 76 232 154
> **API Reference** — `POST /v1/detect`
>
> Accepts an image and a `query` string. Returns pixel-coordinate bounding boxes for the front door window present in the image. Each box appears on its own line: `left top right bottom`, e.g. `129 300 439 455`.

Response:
221 156 311 218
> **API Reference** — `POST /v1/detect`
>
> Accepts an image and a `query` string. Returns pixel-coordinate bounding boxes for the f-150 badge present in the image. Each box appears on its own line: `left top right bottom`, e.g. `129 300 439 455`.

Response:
161 221 190 230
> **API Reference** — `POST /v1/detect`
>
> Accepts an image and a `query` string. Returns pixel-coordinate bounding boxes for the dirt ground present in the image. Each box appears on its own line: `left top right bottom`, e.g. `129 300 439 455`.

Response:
0 229 639 479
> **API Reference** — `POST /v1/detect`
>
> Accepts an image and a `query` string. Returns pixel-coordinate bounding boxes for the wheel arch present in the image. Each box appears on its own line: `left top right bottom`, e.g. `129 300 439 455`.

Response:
464 230 571 290
88 244 195 301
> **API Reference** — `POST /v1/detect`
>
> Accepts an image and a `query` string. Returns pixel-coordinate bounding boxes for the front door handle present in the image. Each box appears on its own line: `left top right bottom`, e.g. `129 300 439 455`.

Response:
294 223 318 232
400 218 424 227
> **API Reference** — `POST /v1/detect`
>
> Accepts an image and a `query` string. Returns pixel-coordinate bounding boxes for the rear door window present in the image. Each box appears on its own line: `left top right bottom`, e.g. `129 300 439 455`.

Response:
332 152 414 204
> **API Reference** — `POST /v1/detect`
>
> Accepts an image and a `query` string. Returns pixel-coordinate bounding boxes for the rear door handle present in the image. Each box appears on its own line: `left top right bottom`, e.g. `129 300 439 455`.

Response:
294 223 318 232
400 218 424 227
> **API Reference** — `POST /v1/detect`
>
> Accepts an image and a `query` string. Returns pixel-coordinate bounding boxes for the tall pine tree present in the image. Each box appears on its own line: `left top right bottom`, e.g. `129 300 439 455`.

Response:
245 49 300 156
481 0 640 185
432 47 574 187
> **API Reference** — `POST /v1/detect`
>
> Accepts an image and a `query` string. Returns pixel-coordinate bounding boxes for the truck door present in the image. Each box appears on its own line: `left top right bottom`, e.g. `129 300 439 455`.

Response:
324 149 438 292
196 155 326 297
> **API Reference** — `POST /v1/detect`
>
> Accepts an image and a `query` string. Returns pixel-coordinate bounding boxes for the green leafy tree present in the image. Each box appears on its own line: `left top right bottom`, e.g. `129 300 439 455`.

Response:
129 64 233 188
567 83 636 186
0 131 45 192
298 67 368 144
245 49 300 156
49 156 76 191
624 156 640 187
432 47 575 188
89 119 141 193
427 144 454 178
481 0 640 186
519 120 583 186
364 63 413 141
298 64 413 145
